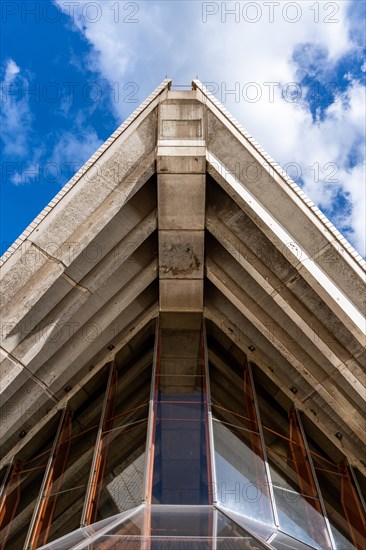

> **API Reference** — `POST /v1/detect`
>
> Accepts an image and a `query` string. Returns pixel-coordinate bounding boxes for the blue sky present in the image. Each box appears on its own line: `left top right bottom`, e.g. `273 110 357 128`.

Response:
1 0 365 256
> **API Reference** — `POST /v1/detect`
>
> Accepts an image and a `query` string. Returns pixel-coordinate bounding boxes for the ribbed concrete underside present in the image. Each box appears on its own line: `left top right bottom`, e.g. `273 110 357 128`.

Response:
1 80 365 476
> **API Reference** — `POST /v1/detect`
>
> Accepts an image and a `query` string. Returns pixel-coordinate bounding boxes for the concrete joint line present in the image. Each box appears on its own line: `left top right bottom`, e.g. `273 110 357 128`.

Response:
31 241 92 296
0 307 159 468
61 272 92 297
31 241 68 270
0 346 59 403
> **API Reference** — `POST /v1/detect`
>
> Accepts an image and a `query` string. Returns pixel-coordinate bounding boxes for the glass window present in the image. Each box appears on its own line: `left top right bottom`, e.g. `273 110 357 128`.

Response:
151 324 210 505
253 373 331 550
302 416 366 550
0 417 58 549
210 358 274 526
84 353 152 523
37 505 272 550
270 530 321 549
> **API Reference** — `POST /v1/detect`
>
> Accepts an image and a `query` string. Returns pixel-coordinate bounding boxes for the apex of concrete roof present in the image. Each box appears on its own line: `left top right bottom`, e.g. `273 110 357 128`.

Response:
1 77 365 473
2 78 365 271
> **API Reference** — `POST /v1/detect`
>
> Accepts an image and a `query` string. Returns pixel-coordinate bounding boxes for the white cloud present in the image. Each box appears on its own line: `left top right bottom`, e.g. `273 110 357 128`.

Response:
342 161 366 254
55 0 354 93
53 0 365 255
0 58 102 186
10 121 103 187
4 59 20 81
50 125 103 173
226 79 366 255
0 59 33 159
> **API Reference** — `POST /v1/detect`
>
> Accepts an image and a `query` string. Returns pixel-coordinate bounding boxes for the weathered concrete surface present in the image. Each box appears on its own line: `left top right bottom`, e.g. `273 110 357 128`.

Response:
157 97 206 312
159 231 204 279
1 81 365 477
160 279 204 312
158 174 205 229
207 157 365 347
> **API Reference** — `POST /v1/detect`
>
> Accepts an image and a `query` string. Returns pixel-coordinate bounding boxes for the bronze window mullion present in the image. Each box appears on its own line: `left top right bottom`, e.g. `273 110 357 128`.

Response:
80 360 116 527
23 407 72 550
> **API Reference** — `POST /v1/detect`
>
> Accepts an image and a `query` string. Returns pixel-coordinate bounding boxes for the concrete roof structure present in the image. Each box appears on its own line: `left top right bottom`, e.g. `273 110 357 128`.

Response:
1 78 365 482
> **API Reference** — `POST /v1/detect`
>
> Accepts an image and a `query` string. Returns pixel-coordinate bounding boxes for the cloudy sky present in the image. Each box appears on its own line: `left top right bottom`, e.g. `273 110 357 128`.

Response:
1 0 365 256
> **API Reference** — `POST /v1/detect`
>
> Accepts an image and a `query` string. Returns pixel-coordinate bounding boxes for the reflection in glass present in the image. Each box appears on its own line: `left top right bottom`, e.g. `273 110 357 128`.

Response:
38 505 272 550
83 352 152 523
255 385 331 549
151 323 210 504
25 409 74 549
95 421 148 519
213 420 273 524
0 422 56 549
4 318 366 550
26 366 110 548
216 508 271 550
272 485 329 549
38 505 144 550
308 443 365 550
338 461 366 550
270 530 319 549
40 420 99 544
217 506 276 542
210 358 274 526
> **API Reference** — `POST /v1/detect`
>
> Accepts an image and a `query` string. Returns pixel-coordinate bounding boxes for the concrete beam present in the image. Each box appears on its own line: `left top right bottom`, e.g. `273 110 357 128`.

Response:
0 154 156 343
157 98 206 312
0 304 158 467
206 212 365 402
206 258 366 442
207 153 366 346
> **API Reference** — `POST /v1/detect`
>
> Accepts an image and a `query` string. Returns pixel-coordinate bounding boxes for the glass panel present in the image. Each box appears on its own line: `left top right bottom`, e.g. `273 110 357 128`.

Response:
213 419 273 525
271 531 319 549
35 405 104 544
272 486 327 549
217 506 276 542
352 467 366 512
150 505 213 538
37 505 144 549
94 420 148 520
89 356 152 522
299 412 366 550
23 365 110 548
0 418 57 549
42 423 99 543
337 461 366 550
210 359 274 526
310 449 365 549
216 508 271 549
38 505 273 549
102 363 151 434
151 322 211 504
254 380 331 550
262 420 311 495
106 449 146 512
101 505 146 537
211 361 258 434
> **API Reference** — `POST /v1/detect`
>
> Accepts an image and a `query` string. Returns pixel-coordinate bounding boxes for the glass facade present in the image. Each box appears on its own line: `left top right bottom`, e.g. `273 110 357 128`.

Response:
0 316 365 549
210 356 274 527
151 322 210 505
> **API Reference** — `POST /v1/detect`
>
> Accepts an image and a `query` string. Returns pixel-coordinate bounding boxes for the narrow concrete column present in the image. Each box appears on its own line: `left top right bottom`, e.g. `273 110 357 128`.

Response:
157 92 206 312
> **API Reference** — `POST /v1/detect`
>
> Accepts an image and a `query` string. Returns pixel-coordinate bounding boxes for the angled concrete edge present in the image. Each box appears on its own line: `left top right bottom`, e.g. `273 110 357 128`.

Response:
0 79 172 267
192 79 366 273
